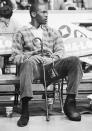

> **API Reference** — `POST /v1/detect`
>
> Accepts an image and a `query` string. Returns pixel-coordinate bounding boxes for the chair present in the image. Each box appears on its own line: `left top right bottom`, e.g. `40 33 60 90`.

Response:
0 52 64 121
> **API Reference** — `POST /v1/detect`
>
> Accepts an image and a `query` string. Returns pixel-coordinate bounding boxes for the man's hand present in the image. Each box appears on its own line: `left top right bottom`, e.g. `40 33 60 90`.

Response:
43 57 53 65
24 49 53 57
42 49 52 57
13 54 24 64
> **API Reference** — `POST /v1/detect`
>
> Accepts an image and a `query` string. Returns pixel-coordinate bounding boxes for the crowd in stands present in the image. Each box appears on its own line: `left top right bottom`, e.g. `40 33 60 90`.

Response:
0 0 31 10
0 0 86 10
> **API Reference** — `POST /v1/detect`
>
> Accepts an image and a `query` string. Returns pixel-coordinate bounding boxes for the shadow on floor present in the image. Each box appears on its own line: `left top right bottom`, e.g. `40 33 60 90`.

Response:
0 100 92 118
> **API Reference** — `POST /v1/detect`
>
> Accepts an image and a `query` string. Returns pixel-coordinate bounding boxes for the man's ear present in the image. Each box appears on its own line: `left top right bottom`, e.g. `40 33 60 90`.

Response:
31 11 36 17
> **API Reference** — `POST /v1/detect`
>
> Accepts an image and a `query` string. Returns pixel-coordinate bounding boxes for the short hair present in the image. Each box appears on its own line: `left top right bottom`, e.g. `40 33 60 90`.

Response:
68 7 76 10
20 0 28 3
0 5 13 19
29 0 48 4
29 0 48 15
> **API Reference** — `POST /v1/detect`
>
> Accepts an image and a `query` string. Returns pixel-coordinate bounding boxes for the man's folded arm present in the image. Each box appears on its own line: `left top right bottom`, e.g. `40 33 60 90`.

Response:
52 30 65 60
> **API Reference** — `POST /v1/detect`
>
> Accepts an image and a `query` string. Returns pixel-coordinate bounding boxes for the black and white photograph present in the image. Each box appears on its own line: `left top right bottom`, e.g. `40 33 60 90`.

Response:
0 0 92 130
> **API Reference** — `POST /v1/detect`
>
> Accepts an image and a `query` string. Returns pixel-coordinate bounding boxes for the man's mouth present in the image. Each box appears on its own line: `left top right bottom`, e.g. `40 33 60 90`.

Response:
44 19 47 23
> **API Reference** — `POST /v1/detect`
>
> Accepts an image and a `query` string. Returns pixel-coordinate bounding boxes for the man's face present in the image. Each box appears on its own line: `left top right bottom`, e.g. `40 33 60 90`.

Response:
35 3 48 25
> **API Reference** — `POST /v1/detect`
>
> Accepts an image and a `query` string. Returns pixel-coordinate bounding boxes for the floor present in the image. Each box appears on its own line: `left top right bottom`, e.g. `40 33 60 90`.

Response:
0 114 92 131
0 83 92 131
0 100 91 131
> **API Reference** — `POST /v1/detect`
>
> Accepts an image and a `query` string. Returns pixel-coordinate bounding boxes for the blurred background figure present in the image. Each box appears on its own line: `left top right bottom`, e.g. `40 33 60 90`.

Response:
64 0 78 10
0 0 13 8
0 0 19 73
10 0 18 9
28 0 48 5
0 0 18 10
0 0 19 33
16 0 31 10
83 0 92 9
48 0 86 10
48 0 65 10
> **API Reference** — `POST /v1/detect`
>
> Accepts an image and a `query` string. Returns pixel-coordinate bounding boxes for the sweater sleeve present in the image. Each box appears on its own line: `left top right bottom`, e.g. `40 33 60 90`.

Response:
11 30 25 64
52 29 65 60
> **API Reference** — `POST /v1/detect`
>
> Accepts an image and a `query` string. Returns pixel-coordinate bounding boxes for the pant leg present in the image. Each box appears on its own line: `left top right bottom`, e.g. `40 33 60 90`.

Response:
19 58 43 99
53 56 83 94
0 56 4 68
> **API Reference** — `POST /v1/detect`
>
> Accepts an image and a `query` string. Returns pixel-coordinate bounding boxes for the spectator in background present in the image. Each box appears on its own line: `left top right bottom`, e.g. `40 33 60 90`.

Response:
48 0 78 10
0 0 18 10
64 0 78 10
48 0 65 10
0 1 19 34
0 1 19 73
10 0 18 9
0 0 13 9
16 0 31 10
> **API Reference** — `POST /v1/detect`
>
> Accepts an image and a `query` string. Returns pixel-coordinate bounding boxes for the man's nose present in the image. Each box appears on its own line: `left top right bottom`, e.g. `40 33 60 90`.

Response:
44 11 48 16
44 12 48 18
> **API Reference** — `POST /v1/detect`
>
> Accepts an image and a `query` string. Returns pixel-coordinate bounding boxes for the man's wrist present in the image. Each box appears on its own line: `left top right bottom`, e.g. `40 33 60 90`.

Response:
51 55 59 61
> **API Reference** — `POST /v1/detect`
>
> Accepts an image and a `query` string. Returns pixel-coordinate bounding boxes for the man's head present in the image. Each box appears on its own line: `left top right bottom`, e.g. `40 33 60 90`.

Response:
30 0 48 26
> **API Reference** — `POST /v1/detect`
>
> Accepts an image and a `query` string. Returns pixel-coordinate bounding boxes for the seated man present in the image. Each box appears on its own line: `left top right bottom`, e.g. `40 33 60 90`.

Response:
11 0 83 127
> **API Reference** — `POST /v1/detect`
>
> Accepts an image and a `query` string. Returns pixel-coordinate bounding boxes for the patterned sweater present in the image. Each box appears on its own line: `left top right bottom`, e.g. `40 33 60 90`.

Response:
11 24 65 65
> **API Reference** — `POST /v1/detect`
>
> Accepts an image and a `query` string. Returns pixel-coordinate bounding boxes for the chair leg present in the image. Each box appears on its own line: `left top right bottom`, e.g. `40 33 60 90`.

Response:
53 84 56 102
44 88 49 121
42 65 50 121
14 84 19 106
58 79 64 113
